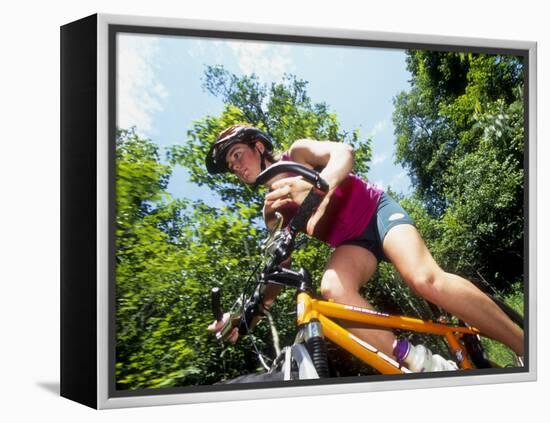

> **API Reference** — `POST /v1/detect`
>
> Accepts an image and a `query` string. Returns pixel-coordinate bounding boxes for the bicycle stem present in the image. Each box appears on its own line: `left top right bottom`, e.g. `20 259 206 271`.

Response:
262 267 314 294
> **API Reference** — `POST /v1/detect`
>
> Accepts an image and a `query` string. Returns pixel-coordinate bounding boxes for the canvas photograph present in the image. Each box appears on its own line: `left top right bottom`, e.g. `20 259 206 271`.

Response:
111 27 527 395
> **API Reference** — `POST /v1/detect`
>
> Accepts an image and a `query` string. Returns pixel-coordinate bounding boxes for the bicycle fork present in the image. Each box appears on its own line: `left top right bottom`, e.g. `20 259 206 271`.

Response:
296 321 330 378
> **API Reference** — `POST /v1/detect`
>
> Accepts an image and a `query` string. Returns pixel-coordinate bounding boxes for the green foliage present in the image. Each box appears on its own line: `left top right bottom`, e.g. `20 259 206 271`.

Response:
392 51 524 289
393 52 523 216
116 127 270 389
116 51 526 387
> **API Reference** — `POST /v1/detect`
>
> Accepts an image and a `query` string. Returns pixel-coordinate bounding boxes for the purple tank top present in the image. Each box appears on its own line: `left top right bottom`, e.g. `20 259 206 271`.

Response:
275 152 383 248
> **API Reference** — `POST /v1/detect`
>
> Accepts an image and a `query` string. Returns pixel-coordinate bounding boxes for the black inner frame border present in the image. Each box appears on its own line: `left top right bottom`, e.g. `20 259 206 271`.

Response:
107 23 531 399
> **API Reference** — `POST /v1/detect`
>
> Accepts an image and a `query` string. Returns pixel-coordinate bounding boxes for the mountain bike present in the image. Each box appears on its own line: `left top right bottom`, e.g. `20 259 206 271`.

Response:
210 162 524 382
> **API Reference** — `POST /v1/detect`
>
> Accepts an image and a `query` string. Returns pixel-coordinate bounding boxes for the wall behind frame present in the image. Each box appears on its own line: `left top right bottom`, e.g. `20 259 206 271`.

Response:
1 0 547 422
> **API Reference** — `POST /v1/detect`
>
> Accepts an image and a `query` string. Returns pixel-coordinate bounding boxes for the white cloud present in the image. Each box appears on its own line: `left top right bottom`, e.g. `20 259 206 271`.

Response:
388 171 412 194
371 152 388 166
369 118 389 137
117 34 167 136
391 171 407 183
187 39 207 59
225 40 295 83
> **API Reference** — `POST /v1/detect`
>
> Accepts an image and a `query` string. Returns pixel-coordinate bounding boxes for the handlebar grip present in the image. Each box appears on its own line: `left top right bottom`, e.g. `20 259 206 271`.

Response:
211 287 223 322
254 161 329 192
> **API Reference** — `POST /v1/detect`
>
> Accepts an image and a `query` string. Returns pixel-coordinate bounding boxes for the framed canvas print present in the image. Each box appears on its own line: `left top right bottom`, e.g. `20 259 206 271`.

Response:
60 13 537 409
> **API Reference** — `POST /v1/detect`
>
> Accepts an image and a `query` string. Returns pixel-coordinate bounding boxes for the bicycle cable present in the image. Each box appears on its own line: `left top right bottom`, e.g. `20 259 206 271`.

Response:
235 257 273 367
232 229 308 370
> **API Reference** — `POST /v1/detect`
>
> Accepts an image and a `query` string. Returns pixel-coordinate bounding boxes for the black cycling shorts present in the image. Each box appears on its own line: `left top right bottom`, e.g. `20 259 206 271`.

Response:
340 192 415 262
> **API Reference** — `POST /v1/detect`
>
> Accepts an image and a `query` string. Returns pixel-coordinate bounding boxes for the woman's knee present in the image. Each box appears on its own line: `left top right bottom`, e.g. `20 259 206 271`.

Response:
320 270 352 301
320 244 377 301
404 270 444 301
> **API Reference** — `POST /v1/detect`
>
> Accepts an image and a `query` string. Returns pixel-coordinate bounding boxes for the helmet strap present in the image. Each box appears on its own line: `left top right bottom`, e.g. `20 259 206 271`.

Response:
256 146 267 172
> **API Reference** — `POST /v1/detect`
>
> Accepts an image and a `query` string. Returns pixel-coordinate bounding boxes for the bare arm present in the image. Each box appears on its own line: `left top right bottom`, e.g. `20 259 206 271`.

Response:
288 138 354 193
285 139 354 234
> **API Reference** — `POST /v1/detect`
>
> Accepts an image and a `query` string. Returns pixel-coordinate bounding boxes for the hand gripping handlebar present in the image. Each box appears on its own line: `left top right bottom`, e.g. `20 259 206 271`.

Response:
255 161 329 233
254 161 329 193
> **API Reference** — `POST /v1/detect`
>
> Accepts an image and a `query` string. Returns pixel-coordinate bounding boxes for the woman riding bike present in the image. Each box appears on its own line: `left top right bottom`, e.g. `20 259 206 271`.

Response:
206 124 524 371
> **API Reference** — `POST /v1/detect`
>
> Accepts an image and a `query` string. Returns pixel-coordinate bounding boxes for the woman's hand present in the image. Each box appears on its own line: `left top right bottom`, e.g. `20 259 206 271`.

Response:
264 174 332 236
264 176 312 210
207 312 239 344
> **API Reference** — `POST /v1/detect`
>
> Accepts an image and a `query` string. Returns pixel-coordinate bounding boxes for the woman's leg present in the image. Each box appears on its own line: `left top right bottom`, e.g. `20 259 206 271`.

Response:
382 224 524 355
320 244 396 356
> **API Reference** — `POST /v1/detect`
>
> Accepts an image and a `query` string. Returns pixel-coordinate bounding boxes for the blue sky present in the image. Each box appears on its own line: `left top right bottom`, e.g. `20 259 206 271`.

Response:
117 33 413 204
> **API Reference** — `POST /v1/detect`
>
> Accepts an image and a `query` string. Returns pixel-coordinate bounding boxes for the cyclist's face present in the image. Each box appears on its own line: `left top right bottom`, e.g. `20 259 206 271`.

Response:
225 141 263 183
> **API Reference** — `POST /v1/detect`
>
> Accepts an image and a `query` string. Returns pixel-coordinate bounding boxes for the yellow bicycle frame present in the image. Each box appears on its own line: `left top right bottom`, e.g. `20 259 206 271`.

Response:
296 291 481 374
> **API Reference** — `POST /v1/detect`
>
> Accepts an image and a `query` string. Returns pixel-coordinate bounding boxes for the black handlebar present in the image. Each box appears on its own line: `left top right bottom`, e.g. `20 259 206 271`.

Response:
254 161 329 193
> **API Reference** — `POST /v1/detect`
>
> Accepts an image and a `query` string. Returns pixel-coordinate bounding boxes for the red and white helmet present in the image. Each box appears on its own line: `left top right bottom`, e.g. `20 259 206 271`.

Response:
205 124 274 174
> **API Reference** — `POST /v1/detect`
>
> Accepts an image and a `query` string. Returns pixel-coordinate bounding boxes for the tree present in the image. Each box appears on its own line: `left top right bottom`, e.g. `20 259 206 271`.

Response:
115 66 376 388
392 51 524 289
